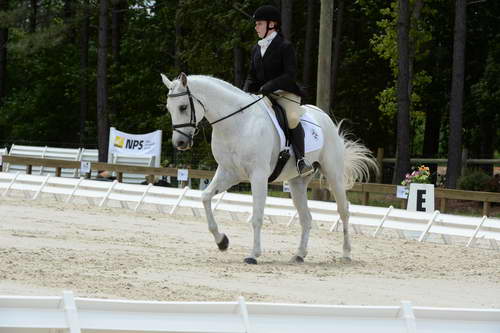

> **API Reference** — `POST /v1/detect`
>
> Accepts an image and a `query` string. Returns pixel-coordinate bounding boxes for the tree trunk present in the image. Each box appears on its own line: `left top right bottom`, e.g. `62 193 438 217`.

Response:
63 0 76 42
174 1 185 72
97 0 109 162
233 43 244 88
79 0 90 146
314 0 334 200
478 112 494 174
111 0 125 66
330 0 344 108
408 0 422 104
111 0 126 120
302 0 315 103
393 0 411 185
316 0 333 113
280 0 293 41
446 0 466 188
29 0 37 33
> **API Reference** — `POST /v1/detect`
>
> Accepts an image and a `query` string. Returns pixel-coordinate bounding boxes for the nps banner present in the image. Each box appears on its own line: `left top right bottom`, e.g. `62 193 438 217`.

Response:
108 127 162 167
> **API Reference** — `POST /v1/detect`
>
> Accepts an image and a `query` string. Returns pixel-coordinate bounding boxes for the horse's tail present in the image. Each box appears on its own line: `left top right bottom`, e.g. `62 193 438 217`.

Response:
337 122 380 190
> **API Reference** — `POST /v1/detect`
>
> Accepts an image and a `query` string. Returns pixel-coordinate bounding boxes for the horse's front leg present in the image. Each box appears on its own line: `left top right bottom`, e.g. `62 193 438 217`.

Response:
244 172 268 265
201 167 239 251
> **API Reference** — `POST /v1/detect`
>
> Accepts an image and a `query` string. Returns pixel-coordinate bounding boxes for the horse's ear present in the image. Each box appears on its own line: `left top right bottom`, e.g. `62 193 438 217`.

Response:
180 72 187 87
160 73 173 89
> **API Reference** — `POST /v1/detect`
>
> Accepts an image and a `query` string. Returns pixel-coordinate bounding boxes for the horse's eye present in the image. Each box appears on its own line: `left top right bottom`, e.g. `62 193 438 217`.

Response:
179 105 188 112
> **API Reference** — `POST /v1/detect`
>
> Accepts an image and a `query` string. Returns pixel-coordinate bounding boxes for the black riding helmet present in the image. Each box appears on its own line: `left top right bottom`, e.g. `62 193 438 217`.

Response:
253 5 281 23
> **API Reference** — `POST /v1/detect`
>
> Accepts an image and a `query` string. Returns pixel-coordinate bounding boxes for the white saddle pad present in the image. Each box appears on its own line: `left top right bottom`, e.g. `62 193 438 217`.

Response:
256 97 324 153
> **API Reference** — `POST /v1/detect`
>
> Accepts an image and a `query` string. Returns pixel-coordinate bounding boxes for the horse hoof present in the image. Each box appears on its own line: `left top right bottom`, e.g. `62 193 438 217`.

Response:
244 257 258 265
291 256 304 263
217 234 229 251
341 256 352 263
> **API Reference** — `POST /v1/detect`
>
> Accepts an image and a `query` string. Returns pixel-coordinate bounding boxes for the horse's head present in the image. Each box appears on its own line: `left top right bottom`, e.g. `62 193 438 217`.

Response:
161 72 205 151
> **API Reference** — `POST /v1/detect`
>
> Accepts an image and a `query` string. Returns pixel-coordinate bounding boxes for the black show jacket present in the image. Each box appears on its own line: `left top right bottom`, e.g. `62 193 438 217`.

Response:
243 34 303 97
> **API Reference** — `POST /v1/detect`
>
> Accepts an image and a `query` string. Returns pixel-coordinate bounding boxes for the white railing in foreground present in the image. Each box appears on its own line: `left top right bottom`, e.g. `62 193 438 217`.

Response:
0 172 499 250
1 291 499 333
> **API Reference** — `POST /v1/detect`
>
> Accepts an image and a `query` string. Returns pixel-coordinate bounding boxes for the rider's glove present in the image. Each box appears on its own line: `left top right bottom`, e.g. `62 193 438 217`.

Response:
258 84 273 95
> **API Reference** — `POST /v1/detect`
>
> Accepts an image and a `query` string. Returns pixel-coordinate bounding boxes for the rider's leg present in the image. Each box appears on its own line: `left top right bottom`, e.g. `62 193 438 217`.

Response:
275 91 303 128
275 92 313 176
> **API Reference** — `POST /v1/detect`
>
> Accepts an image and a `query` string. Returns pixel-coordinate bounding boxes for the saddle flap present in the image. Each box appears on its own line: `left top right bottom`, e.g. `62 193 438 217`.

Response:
266 96 290 145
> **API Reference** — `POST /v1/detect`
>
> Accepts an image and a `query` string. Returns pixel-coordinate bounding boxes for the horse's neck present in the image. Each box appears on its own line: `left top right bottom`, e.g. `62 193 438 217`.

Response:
190 77 258 128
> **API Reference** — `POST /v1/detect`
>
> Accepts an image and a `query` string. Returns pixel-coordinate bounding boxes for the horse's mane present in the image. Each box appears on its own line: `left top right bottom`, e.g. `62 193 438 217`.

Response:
189 75 246 96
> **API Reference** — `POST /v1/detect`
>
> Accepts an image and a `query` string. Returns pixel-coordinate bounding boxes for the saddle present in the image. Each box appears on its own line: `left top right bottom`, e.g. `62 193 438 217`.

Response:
266 96 293 183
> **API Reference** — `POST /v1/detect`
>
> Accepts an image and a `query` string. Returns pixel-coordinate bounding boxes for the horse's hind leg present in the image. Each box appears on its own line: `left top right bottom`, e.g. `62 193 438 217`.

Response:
320 161 352 261
288 174 315 263
244 172 269 265
201 167 239 251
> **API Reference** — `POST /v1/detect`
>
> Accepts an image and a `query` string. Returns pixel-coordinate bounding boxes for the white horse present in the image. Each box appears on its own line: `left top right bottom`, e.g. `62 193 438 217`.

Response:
161 73 378 264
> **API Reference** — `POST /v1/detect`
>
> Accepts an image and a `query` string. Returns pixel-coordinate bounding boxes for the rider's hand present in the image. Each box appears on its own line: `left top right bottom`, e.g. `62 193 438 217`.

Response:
258 84 272 95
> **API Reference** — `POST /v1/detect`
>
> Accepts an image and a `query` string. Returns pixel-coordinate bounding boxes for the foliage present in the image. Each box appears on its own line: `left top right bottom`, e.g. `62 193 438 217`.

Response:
401 165 430 186
0 0 499 176
457 169 492 192
370 0 433 151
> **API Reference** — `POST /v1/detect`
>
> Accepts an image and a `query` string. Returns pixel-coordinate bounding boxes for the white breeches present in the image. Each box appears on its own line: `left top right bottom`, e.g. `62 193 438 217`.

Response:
274 92 303 129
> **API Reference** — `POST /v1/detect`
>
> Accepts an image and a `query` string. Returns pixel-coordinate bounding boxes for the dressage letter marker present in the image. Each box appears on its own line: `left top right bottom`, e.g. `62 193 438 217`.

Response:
407 184 435 213
80 161 91 175
177 169 189 181
396 185 408 199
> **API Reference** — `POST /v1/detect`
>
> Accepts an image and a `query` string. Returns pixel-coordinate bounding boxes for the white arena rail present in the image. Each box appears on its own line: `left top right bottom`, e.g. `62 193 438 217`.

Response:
5 145 82 178
4 144 48 174
111 152 155 184
0 172 499 250
0 291 499 333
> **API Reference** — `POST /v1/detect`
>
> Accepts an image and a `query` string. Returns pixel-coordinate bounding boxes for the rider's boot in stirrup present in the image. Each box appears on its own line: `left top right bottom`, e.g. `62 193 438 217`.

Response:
290 124 314 176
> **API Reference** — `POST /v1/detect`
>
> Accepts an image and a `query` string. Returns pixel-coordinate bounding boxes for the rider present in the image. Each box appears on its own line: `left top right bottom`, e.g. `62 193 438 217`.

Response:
243 4 313 176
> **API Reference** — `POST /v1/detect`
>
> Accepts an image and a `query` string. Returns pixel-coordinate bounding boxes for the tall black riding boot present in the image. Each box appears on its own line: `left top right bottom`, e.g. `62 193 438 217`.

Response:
290 124 314 176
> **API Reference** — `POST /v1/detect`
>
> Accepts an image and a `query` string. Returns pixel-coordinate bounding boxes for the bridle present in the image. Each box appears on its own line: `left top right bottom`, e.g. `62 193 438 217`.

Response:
167 85 264 145
167 86 205 146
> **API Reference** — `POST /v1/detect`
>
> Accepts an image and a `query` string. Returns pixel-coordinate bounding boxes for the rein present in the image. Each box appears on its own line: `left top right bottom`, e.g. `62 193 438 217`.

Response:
209 95 264 126
168 86 265 143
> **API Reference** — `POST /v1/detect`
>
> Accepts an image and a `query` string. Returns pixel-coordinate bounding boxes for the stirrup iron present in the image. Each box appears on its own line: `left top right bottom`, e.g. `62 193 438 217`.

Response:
297 158 314 177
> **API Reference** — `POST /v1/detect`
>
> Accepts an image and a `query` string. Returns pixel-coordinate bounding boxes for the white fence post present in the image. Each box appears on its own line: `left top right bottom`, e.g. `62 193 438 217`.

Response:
329 217 341 232
399 301 417 333
238 296 252 333
212 191 226 212
134 183 153 212
1 171 21 197
466 215 488 248
287 211 299 227
418 210 440 242
62 291 81 333
32 174 51 200
373 205 394 237
170 186 189 215
99 180 118 207
66 177 84 203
